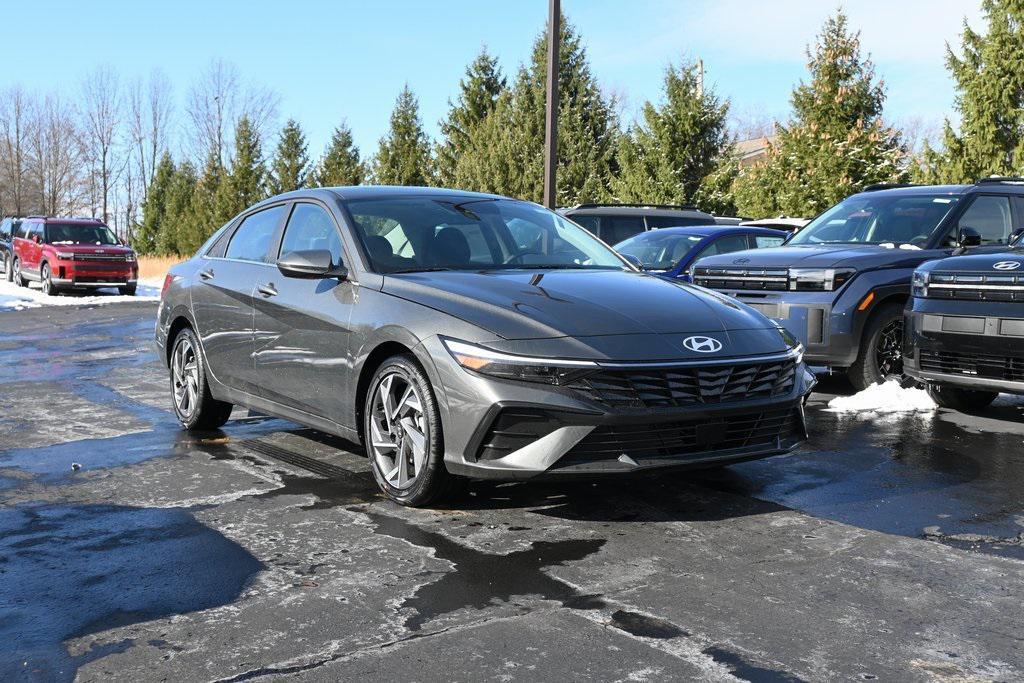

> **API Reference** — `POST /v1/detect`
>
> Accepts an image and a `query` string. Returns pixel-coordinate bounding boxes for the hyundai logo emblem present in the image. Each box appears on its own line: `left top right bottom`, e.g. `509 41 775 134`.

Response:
993 260 1021 270
682 335 723 353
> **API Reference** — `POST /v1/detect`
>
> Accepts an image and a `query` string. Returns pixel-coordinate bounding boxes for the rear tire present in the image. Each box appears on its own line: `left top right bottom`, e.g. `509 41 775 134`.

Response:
169 326 233 430
1 251 10 281
926 384 998 411
13 257 27 287
848 302 905 392
363 354 453 507
119 284 137 296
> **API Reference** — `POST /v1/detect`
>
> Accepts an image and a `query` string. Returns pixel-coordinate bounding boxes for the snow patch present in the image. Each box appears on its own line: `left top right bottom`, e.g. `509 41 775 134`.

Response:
827 380 936 415
0 276 162 311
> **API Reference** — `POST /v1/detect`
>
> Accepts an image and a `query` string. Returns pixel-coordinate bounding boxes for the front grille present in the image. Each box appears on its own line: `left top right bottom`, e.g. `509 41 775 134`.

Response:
919 349 1024 382
693 266 789 291
556 406 799 466
563 358 797 409
925 271 1024 301
68 253 131 262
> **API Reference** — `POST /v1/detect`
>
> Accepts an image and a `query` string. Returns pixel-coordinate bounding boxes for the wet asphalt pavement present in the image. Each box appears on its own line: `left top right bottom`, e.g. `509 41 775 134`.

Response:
2 302 1024 682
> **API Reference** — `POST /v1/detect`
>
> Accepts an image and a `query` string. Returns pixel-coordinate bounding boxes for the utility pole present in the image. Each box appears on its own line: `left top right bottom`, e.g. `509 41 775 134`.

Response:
543 0 560 209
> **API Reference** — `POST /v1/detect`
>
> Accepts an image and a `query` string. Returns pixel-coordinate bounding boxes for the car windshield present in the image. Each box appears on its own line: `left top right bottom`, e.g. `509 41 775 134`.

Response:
613 231 705 270
346 197 628 273
45 223 119 246
788 195 960 246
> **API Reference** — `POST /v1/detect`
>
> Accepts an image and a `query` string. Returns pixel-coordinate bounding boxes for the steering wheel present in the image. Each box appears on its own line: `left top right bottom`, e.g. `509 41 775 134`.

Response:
909 235 929 247
503 250 546 265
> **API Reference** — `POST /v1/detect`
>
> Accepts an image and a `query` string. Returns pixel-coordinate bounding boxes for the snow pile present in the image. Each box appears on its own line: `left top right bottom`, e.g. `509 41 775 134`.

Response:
0 277 162 311
827 380 936 415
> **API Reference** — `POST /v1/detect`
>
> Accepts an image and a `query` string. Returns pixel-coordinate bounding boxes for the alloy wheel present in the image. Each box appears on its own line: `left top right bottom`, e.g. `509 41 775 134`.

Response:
369 371 428 490
41 265 51 295
172 336 201 419
875 318 904 379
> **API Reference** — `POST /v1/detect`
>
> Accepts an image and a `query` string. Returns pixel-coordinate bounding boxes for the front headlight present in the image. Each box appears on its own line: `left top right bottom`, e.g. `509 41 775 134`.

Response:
788 267 856 291
442 338 598 385
769 320 803 361
912 270 929 298
54 251 75 260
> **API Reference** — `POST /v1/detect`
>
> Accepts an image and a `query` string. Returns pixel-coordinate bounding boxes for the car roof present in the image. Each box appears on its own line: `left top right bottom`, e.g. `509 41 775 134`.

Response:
24 216 107 225
326 185 507 202
628 225 788 238
852 184 971 198
563 205 713 218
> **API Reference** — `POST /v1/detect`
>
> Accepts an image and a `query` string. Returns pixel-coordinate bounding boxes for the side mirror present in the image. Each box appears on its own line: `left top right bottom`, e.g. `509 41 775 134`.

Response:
621 253 645 271
277 250 347 280
1011 227 1024 245
958 227 982 248
32 234 40 244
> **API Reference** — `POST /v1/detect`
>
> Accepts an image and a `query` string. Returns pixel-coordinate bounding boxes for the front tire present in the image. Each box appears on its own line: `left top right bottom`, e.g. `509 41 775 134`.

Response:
364 354 452 507
848 303 904 392
926 384 998 412
119 283 137 296
169 327 233 430
40 263 57 296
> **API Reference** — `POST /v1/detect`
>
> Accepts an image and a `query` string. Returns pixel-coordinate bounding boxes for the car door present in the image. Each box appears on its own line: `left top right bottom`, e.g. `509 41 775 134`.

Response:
26 223 44 274
190 204 288 395
252 201 356 422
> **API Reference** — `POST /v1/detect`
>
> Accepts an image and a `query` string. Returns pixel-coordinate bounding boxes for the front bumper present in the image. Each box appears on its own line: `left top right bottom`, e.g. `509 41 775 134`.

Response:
51 277 137 288
425 336 816 480
51 260 137 288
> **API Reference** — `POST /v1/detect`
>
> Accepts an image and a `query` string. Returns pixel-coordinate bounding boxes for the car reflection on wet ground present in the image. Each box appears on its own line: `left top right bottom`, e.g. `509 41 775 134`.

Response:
2 302 1024 682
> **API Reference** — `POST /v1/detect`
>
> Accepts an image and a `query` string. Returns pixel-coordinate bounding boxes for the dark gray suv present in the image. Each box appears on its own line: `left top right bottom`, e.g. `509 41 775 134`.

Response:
156 187 813 506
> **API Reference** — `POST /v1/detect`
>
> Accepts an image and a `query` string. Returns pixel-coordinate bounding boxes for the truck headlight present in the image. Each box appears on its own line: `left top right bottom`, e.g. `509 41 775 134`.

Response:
788 267 856 291
912 270 929 298
442 338 597 385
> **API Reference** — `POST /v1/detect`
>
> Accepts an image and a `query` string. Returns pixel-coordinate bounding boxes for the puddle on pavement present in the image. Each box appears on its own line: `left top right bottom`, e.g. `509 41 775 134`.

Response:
0 503 262 682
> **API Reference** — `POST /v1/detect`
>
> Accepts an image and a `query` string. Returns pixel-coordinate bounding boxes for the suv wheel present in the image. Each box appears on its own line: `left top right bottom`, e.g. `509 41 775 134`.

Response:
13 257 27 288
40 263 57 296
926 384 998 412
170 327 233 430
848 302 904 392
364 354 453 507
119 283 137 296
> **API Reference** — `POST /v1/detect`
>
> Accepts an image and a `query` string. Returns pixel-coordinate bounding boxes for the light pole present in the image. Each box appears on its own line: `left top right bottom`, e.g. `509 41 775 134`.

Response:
543 0 560 209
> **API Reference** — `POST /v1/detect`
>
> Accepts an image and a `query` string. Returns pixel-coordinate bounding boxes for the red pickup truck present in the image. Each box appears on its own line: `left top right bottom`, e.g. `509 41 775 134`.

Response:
12 217 138 296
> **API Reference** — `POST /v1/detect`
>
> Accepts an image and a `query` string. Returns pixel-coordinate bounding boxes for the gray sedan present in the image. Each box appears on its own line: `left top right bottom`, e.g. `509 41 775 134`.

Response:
156 187 814 506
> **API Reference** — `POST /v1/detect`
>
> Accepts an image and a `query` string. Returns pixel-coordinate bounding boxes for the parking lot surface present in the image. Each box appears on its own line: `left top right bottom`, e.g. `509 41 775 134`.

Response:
3 302 1024 682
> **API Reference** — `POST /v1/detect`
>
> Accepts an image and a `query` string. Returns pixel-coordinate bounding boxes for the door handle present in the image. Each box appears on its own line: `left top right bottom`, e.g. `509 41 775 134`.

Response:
199 268 214 280
258 283 278 298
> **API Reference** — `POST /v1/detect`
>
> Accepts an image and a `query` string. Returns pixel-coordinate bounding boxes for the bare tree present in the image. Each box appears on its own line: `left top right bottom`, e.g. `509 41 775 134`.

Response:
30 95 87 216
80 66 122 223
0 86 35 216
127 69 173 203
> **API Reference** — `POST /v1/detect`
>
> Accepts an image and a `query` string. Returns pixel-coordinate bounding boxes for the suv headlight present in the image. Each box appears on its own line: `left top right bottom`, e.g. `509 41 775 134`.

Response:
442 338 597 385
54 251 75 260
788 267 856 291
912 270 929 298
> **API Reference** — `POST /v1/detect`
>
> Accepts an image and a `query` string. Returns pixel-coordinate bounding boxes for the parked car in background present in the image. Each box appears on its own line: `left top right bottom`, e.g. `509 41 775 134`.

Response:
157 186 813 506
904 237 1024 411
692 179 1024 391
740 216 809 233
12 217 138 295
559 203 715 245
614 225 788 281
712 216 746 226
0 217 21 282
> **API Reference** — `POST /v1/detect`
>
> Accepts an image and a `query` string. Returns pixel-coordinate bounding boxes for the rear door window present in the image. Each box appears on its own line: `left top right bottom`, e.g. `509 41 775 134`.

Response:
226 205 286 263
751 234 785 248
602 216 645 244
644 216 711 229
700 233 750 258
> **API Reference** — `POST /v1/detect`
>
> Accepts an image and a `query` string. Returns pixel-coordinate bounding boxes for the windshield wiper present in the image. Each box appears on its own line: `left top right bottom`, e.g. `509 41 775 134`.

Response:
388 267 455 274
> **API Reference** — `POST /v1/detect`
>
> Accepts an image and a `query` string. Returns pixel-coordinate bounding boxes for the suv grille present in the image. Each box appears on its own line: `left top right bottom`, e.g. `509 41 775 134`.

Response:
556 406 800 466
925 271 1024 301
563 358 797 409
693 267 789 291
69 253 131 262
919 349 1024 382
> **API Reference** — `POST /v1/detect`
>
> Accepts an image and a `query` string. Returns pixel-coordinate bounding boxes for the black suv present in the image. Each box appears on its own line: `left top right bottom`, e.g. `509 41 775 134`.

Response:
560 203 715 245
693 179 1024 391
904 239 1024 410
0 217 21 282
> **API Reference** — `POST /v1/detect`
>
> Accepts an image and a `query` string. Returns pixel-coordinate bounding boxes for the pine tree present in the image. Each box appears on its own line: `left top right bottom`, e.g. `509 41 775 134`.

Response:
732 11 907 218
157 161 198 255
460 14 618 204
313 123 365 187
373 85 434 186
182 152 225 254
917 0 1024 182
215 115 267 223
613 61 731 206
268 118 311 195
136 152 175 255
436 47 506 186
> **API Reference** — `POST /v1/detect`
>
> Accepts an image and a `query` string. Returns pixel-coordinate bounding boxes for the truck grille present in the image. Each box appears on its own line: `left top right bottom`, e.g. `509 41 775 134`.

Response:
925 271 1024 301
556 406 800 466
68 253 131 262
693 267 788 291
919 348 1024 382
563 357 797 409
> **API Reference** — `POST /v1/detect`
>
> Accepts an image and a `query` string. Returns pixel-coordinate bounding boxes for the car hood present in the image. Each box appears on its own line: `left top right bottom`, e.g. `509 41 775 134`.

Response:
49 244 134 256
697 244 940 270
383 269 778 340
918 249 1024 273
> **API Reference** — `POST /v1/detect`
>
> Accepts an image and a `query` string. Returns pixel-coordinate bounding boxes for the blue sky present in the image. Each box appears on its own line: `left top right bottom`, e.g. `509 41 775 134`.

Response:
7 0 983 158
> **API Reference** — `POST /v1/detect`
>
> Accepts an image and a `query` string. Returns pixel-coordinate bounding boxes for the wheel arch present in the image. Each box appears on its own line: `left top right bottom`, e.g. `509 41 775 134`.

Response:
354 340 417 443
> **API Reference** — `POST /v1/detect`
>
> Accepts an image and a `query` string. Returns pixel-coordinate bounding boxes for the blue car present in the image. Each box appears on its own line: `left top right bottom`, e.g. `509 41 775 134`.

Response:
614 226 789 282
